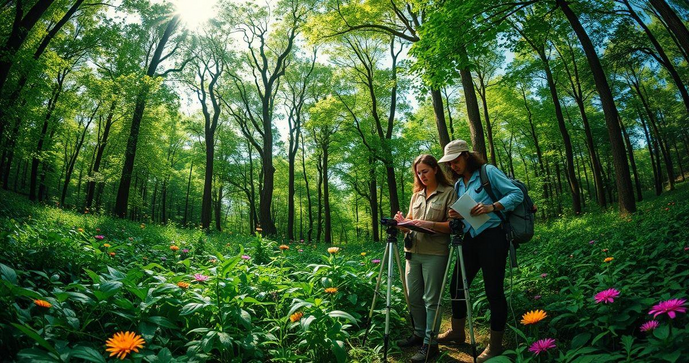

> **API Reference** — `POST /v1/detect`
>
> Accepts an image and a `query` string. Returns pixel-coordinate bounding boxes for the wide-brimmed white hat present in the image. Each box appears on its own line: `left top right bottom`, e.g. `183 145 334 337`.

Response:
438 139 470 163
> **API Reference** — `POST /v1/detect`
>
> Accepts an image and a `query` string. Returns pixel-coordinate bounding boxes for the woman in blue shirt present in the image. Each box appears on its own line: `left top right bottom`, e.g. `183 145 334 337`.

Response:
435 139 523 363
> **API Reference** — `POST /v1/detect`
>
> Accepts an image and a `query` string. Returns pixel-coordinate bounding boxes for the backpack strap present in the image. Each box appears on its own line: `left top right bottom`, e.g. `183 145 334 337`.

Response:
479 165 506 223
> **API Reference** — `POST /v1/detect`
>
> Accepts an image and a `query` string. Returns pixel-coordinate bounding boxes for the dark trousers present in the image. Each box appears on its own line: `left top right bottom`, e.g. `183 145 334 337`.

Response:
449 226 509 331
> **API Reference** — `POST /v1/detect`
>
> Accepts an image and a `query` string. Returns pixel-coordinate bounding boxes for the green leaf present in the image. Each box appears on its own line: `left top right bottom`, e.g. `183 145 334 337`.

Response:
156 347 173 363
660 350 681 362
653 324 670 340
71 346 106 363
147 316 178 329
1 263 17 284
11 323 59 356
180 302 208 315
16 348 60 362
328 310 357 323
571 332 591 349
331 340 346 363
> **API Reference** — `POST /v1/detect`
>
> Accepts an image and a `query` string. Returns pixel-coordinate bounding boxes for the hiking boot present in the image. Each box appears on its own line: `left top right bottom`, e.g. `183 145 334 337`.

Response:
477 330 505 362
436 318 466 344
397 334 423 348
410 344 439 362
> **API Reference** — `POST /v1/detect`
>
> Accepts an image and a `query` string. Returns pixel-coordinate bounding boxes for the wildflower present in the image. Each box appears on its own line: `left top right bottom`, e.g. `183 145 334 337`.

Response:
194 274 209 282
604 257 614 263
521 310 547 325
684 247 688 251
602 248 609 252
177 282 190 289
96 228 101 232
540 273 548 278
241 255 251 260
105 331 145 360
649 299 687 319
372 259 381 264
182 249 189 254
298 249 303 252
528 338 556 355
594 288 620 304
95 235 105 240
128 237 134 241
569 254 574 258
589 240 596 244
77 228 84 233
256 227 263 232
109 252 116 257
300 239 304 243
209 258 218 263
33 299 52 308
290 311 303 322
170 246 180 251
327 247 340 254
140 223 145 229
103 243 111 248
640 320 659 332
361 252 366 256
325 287 338 294
279 245 289 250
534 295 542 300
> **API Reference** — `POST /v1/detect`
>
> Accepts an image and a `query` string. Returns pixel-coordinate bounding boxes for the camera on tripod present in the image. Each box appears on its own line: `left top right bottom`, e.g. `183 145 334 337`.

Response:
380 217 398 227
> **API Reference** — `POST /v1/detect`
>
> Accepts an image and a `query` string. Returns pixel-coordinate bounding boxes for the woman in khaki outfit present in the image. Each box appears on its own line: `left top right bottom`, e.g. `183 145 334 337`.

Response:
394 154 457 362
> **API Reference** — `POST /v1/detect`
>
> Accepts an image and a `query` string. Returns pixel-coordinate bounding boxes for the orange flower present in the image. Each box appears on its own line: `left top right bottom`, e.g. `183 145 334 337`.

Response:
170 245 180 251
290 311 303 322
109 252 116 257
327 247 340 254
325 287 338 294
105 331 145 360
279 245 289 250
77 228 84 233
521 310 547 325
177 281 190 289
604 257 614 263
33 299 52 308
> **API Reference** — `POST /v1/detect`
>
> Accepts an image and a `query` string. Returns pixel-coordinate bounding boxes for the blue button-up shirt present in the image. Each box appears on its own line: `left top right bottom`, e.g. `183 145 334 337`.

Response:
454 165 524 237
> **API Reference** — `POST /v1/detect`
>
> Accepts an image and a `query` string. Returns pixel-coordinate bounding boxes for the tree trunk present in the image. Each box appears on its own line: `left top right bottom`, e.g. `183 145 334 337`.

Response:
431 88 451 148
183 161 193 225
620 117 642 202
323 145 331 244
649 0 689 59
558 0 636 214
459 66 487 158
215 184 222 231
477 77 496 165
301 136 313 242
369 163 379 242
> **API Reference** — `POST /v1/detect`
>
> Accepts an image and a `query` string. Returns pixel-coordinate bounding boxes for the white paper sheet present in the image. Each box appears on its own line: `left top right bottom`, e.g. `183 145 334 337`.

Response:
450 193 490 230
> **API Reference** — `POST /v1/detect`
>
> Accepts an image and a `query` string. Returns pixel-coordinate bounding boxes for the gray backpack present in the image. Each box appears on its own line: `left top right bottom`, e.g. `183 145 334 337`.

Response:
479 164 535 245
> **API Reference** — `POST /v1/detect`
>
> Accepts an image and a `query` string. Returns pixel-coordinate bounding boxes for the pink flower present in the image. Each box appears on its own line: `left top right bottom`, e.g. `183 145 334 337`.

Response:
540 273 548 278
589 240 596 245
182 249 190 253
534 295 542 300
640 320 659 332
594 288 620 304
649 299 687 319
194 274 209 282
372 259 381 264
684 247 688 251
95 235 105 240
529 338 556 355
241 255 251 260
298 249 303 252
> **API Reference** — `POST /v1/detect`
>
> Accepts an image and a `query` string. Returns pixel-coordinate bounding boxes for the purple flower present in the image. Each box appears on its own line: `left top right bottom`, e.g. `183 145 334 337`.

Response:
194 274 209 282
589 240 596 245
529 338 556 355
649 299 687 319
95 235 105 240
372 259 381 264
540 273 548 278
182 249 190 253
640 320 659 332
534 295 542 300
594 288 620 304
241 255 251 260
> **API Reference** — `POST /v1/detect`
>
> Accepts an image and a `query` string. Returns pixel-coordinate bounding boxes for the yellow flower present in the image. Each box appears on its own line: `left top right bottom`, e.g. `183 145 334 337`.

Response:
177 281 190 289
279 244 289 250
604 257 614 263
77 228 84 233
325 287 338 294
521 310 547 325
170 245 180 251
105 331 145 360
103 243 111 248
290 311 303 322
33 299 52 308
140 223 146 229
361 252 366 256
327 247 340 254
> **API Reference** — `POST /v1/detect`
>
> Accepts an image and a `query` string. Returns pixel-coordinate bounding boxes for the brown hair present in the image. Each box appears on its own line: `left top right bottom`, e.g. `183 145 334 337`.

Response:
412 154 453 193
449 151 487 181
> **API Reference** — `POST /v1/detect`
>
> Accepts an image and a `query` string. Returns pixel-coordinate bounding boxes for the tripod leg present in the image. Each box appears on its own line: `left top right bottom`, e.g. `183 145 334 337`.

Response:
392 244 415 331
457 244 478 363
384 240 395 362
362 242 390 347
425 245 456 363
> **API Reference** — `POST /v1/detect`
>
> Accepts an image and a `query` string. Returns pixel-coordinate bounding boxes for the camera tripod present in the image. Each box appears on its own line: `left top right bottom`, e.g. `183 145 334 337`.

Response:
427 219 477 363
361 220 415 362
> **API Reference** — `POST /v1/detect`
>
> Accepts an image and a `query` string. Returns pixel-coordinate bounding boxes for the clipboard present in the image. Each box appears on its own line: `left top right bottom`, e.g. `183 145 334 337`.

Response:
396 220 437 234
450 193 490 230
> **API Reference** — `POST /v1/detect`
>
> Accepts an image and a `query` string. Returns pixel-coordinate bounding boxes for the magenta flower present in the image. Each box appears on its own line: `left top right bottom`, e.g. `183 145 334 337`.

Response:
640 320 659 332
649 299 687 319
241 255 251 260
684 247 689 251
589 240 596 245
95 235 105 240
534 295 542 300
529 338 556 355
182 249 190 253
594 288 620 304
372 259 381 264
540 273 548 278
194 274 209 282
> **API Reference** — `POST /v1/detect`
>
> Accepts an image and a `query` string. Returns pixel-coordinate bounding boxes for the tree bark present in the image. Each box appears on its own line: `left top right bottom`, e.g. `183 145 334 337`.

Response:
86 99 116 209
431 88 451 148
649 0 689 59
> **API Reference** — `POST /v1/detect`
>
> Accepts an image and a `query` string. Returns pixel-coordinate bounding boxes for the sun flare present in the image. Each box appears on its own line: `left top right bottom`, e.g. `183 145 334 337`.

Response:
173 0 217 29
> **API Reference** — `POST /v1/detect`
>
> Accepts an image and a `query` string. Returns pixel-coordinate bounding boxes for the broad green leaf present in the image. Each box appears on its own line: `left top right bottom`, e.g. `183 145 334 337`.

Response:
11 323 59 356
71 346 106 363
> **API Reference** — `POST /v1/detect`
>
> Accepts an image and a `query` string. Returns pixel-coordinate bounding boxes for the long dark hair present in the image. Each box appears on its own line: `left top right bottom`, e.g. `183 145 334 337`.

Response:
412 154 453 193
449 151 487 181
